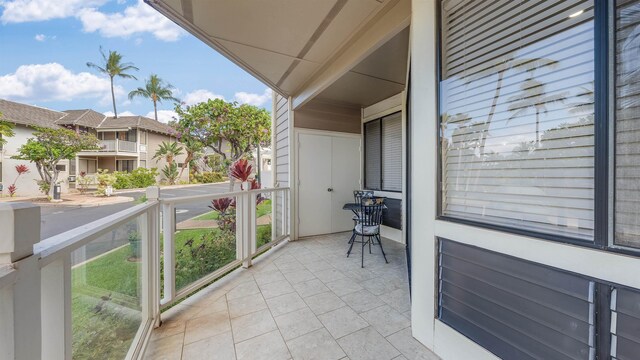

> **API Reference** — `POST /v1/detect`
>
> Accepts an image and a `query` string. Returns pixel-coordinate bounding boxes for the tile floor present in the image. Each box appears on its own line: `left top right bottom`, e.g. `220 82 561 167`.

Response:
144 232 440 360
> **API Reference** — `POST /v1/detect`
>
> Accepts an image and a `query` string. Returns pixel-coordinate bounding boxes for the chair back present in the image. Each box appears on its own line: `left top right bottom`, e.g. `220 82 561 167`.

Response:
354 190 374 204
359 197 385 227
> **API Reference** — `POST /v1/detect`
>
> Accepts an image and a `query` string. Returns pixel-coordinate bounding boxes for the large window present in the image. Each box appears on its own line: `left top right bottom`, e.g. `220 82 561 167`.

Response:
116 160 136 172
614 0 640 248
440 0 596 240
364 112 402 192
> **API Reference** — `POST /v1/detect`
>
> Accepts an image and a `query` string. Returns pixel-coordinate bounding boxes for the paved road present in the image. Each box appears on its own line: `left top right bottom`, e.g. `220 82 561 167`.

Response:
40 183 238 239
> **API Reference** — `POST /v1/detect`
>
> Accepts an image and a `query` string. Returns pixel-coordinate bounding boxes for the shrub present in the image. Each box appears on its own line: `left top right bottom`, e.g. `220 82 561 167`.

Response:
77 171 94 195
162 163 179 185
192 171 224 184
175 229 236 288
96 169 117 196
113 171 132 190
129 167 158 188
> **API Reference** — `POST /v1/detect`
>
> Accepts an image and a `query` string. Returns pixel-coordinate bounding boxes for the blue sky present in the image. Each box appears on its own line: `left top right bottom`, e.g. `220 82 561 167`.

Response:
0 0 271 122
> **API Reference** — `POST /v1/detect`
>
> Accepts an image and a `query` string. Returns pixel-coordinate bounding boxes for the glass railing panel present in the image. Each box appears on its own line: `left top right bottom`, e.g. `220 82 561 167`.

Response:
70 214 145 360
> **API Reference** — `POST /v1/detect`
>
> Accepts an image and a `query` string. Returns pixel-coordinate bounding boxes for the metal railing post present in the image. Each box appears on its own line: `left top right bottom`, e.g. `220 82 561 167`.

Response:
145 187 161 327
240 182 252 268
161 196 175 304
0 203 42 360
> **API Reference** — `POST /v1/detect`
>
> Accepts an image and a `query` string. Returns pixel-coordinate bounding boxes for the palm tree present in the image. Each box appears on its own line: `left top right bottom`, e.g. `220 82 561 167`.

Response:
178 137 202 179
153 141 184 166
128 74 180 122
0 112 15 147
87 47 139 118
507 69 568 145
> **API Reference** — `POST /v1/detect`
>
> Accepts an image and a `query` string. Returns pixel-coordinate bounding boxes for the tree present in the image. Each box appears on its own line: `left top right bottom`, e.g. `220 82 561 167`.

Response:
87 47 139 118
0 112 15 147
153 141 183 184
12 127 99 198
177 136 203 179
128 74 179 122
174 98 271 190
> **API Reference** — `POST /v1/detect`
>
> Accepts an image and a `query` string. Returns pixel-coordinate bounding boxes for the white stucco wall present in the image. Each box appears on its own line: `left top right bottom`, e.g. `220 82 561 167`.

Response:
0 125 69 197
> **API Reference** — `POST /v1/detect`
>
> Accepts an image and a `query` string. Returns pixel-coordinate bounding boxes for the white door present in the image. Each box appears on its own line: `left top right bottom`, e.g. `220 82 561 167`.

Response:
298 133 332 237
331 136 361 232
298 132 361 237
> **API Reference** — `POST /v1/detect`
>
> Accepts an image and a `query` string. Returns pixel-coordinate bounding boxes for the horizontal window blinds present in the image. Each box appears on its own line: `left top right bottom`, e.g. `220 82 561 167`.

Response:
382 112 402 191
614 0 640 248
365 120 381 190
440 0 595 239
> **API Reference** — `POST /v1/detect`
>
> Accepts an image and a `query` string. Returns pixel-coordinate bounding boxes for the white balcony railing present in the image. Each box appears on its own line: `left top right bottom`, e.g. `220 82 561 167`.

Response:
0 185 290 359
93 139 137 153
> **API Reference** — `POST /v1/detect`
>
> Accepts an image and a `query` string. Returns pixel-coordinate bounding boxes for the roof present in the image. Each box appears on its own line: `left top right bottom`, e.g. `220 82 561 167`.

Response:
99 116 175 135
0 99 65 129
0 98 175 135
56 109 106 128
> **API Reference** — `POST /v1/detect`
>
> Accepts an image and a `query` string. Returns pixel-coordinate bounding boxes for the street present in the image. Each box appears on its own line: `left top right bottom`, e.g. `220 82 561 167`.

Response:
39 183 238 239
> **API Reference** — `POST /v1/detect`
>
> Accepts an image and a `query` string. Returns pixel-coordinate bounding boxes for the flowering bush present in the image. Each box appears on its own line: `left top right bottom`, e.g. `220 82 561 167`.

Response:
8 164 29 197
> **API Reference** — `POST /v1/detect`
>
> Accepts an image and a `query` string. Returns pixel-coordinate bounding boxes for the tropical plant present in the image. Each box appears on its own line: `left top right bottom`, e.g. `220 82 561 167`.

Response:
128 74 179 122
174 98 271 190
507 59 567 145
87 47 139 118
8 164 29 197
161 163 179 185
77 171 93 195
177 136 202 179
96 169 117 196
229 158 252 185
153 141 183 166
0 111 15 148
209 197 236 232
12 127 99 198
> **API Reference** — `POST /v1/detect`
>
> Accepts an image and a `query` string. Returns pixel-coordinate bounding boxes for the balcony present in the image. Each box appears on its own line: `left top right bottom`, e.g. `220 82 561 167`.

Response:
0 186 436 359
91 139 138 153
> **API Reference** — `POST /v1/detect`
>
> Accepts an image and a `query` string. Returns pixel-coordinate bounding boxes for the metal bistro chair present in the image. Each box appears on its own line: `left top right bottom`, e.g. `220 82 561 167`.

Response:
347 197 389 268
348 190 374 245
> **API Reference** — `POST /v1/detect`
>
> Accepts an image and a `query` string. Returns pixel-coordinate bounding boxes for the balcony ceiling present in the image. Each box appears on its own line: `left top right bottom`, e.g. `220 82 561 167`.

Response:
147 0 405 99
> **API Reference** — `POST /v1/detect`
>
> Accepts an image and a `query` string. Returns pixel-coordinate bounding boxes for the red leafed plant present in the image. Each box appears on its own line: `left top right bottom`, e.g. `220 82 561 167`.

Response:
209 197 236 232
230 159 252 184
209 197 235 213
8 164 29 197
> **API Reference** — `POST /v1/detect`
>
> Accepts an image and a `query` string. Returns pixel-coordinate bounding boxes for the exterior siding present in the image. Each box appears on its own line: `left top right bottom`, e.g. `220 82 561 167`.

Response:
273 93 290 237
0 125 69 196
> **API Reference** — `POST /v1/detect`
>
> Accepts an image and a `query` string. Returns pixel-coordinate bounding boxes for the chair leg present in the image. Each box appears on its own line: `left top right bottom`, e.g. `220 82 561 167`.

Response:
347 233 356 257
377 234 388 263
361 235 366 268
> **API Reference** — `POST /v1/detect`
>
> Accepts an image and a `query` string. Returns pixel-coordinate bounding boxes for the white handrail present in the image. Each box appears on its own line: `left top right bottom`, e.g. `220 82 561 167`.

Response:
36 201 158 267
159 186 290 205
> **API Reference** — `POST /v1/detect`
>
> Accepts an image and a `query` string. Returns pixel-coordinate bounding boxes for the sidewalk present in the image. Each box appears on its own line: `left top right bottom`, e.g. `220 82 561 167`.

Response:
0 193 134 207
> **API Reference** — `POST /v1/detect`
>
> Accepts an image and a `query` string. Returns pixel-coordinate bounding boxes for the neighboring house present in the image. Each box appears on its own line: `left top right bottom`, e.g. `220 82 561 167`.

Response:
0 99 188 196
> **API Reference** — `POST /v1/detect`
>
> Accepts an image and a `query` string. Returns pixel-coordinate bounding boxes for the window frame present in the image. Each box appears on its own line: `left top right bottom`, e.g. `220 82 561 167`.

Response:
363 111 403 193
435 0 640 256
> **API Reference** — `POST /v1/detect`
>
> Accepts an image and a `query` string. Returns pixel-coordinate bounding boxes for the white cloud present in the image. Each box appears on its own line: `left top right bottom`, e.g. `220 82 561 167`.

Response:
183 89 225 106
77 0 184 41
234 88 272 107
34 33 45 41
147 110 178 123
103 110 135 117
1 0 106 23
0 63 125 103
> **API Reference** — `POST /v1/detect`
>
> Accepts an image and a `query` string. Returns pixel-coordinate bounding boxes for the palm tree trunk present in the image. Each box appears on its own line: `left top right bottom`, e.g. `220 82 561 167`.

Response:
110 76 117 118
480 68 506 155
178 152 192 180
153 100 158 122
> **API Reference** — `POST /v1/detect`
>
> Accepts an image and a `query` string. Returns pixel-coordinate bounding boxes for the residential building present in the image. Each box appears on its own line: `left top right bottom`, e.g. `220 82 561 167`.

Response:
0 99 187 196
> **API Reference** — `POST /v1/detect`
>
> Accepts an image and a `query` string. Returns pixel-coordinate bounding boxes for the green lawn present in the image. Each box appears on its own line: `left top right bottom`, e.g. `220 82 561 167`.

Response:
195 199 272 220
69 200 275 358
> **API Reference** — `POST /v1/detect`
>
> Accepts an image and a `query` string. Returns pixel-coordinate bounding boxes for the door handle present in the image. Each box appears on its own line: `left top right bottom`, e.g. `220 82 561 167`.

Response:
327 188 333 192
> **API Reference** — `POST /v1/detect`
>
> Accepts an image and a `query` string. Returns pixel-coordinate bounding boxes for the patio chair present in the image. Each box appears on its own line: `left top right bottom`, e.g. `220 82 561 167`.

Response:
347 196 389 268
348 190 374 245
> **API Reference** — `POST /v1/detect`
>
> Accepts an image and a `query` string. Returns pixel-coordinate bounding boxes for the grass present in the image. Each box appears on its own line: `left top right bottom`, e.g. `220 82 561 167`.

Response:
69 201 275 358
195 199 272 220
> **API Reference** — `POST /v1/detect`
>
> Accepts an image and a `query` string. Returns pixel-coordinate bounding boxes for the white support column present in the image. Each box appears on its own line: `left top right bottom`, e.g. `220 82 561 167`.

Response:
146 187 161 327
249 192 257 255
41 257 71 360
239 183 252 268
161 200 175 304
0 203 42 360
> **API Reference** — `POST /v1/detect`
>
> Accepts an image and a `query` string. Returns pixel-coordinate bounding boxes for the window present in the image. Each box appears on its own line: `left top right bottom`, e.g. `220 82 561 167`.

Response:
79 159 97 174
439 0 595 240
614 0 640 248
55 164 66 172
364 112 402 192
116 160 135 172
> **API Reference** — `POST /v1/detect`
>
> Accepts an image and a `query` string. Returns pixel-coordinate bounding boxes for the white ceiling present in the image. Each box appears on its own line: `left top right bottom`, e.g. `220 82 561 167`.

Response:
151 0 390 96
